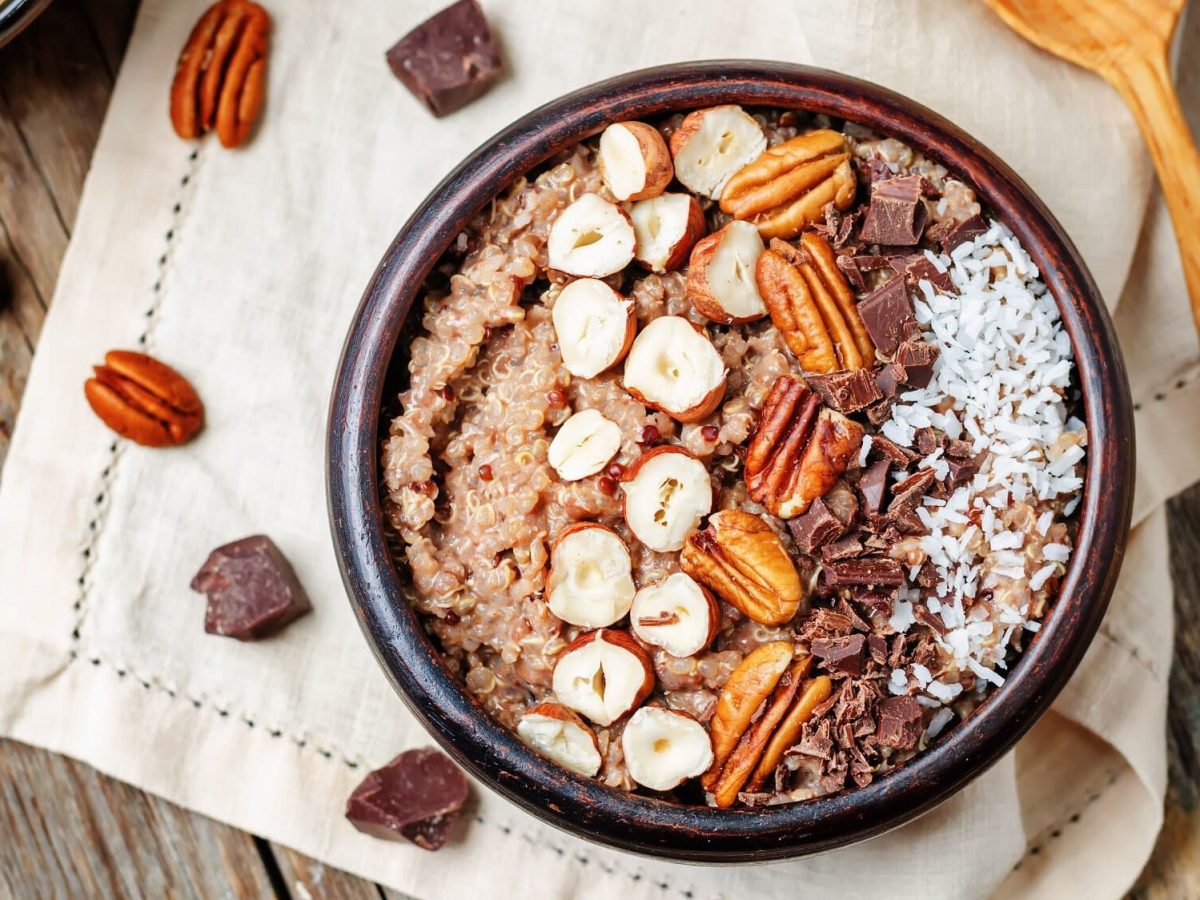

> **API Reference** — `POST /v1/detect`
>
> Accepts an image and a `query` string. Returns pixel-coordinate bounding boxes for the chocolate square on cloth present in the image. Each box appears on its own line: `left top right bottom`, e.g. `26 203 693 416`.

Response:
346 748 469 850
386 0 503 117
190 535 312 640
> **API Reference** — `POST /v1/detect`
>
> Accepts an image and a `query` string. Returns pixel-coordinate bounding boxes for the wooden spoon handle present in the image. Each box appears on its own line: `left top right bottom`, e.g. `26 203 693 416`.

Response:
1109 53 1200 340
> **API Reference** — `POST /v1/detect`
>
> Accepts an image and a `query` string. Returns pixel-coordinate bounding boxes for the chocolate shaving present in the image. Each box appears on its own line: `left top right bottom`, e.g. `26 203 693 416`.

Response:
835 597 873 634
894 254 954 292
867 634 889 666
822 535 865 562
823 557 905 587
860 175 929 246
876 696 923 750
858 277 919 356
797 608 854 642
796 718 834 760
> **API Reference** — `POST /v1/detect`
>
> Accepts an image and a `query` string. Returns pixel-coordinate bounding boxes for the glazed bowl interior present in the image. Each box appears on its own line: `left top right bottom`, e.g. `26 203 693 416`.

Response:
328 61 1134 862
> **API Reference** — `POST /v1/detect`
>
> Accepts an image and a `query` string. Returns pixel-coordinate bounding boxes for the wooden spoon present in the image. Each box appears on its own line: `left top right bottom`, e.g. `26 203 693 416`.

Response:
985 0 1200 338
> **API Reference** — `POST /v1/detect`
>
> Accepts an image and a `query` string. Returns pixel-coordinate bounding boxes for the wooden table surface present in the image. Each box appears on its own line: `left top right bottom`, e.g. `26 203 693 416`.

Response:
1 1 1197 897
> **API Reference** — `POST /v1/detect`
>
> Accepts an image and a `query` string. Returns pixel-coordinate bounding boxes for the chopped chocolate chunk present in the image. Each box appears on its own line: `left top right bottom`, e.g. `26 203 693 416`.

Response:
946 455 979 487
939 214 988 252
865 397 895 426
386 0 503 117
860 589 896 622
788 498 847 553
867 634 889 666
810 633 866 675
894 254 954 292
858 459 891 516
797 608 854 642
816 205 861 249
913 602 948 636
876 696 923 750
823 481 860 528
797 718 834 759
871 434 917 468
859 176 929 246
822 535 865 562
835 597 873 633
736 791 779 808
805 368 882 413
946 438 974 458
913 427 939 457
835 254 866 292
888 468 937 515
895 341 940 389
858 277 918 356
823 557 905 587
190 535 312 640
916 561 940 588
346 748 469 849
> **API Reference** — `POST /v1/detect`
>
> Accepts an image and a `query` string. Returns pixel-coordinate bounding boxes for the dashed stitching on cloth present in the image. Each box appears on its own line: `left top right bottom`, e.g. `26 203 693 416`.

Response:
69 145 207 657
62 143 709 896
1011 769 1120 868
1132 368 1200 412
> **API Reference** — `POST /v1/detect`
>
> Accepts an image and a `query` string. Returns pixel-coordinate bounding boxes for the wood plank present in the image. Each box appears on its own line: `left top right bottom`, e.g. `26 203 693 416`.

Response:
81 0 141 78
0 737 278 899
0 0 119 231
272 844 396 900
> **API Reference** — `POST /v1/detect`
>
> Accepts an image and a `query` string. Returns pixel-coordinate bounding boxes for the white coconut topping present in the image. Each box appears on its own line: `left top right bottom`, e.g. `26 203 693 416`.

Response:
884 220 1086 709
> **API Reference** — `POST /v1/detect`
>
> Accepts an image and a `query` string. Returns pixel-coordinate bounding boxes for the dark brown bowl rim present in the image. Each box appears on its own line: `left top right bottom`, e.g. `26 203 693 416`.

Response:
327 61 1134 862
0 0 53 48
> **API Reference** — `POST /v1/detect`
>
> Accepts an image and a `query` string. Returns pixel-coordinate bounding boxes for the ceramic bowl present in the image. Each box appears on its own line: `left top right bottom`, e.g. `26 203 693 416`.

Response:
327 62 1134 862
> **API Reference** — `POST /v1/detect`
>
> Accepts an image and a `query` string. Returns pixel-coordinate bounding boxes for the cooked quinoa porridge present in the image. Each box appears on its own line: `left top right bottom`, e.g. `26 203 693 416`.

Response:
381 106 1086 805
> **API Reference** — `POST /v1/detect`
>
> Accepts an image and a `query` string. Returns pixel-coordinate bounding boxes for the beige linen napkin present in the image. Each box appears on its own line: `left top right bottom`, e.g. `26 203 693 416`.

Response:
1 1 1197 897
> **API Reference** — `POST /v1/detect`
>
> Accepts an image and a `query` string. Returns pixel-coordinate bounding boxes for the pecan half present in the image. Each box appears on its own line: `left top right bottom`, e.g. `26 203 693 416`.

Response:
84 350 204 447
719 130 856 239
170 0 270 148
756 233 875 373
744 375 864 518
680 509 803 626
702 646 832 807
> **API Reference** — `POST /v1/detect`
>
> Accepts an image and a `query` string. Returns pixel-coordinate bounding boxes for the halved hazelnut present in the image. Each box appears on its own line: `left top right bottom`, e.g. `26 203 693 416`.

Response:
622 316 727 422
551 629 654 727
621 707 713 792
548 408 622 481
599 121 673 202
551 278 636 378
620 446 713 553
547 523 636 628
686 220 767 324
547 193 636 277
630 572 719 658
668 105 767 199
629 193 706 274
517 702 603 777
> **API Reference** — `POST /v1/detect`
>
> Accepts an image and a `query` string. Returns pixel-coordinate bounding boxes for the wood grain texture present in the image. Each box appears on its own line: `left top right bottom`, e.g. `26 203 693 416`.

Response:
984 0 1200 339
0 0 1196 892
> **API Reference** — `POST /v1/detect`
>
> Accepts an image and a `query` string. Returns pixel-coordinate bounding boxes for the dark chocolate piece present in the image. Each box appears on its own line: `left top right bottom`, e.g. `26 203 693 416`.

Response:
873 362 904 401
788 498 847 554
945 439 974 458
821 535 865 562
876 696 923 750
870 435 917 468
805 369 882 414
867 634 889 666
858 277 918 356
914 602 949 636
346 748 469 849
858 459 891 516
823 558 905 587
946 456 979 488
895 255 954 292
865 398 895 426
191 535 312 640
939 214 988 252
859 176 929 246
913 427 939 457
916 561 940 588
810 634 866 675
895 341 940 389
836 254 866 292
860 589 896 621
888 468 937 515
823 481 860 528
386 0 503 117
